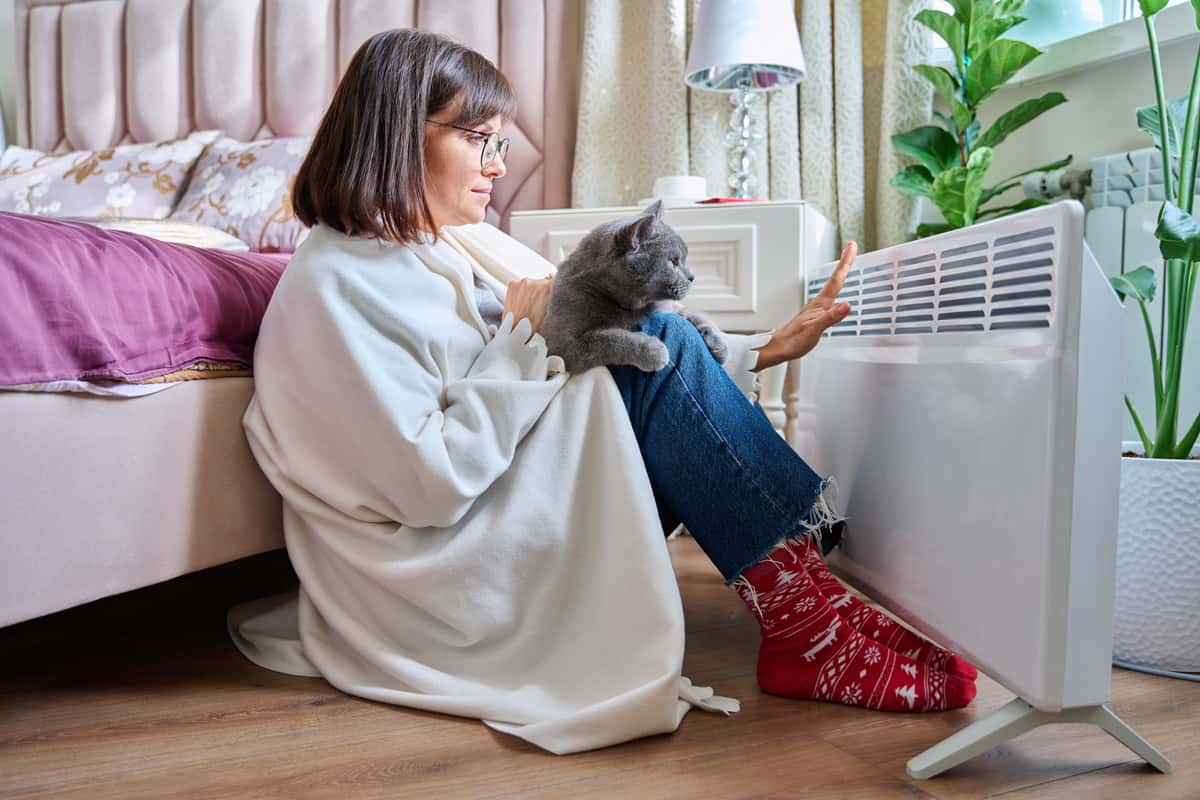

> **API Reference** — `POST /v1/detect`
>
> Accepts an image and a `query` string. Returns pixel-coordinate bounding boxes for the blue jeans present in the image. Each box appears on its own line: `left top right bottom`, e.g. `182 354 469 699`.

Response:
608 312 844 584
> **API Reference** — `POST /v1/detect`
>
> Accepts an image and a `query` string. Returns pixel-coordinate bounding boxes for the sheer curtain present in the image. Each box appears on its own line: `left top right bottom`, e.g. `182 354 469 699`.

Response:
572 0 933 250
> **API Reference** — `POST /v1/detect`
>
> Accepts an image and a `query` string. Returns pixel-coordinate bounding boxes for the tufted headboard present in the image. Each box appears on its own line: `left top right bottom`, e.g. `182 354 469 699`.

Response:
13 0 581 227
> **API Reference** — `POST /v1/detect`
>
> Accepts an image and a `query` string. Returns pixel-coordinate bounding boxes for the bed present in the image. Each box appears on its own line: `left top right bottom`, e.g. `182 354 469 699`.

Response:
1 0 583 628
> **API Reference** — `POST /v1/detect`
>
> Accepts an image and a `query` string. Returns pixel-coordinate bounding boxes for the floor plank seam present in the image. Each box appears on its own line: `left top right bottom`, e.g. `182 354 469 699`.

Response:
814 735 941 799
983 758 1142 798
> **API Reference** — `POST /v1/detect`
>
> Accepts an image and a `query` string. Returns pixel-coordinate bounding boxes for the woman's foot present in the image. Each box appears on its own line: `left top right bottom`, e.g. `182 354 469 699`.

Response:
787 535 978 680
733 545 976 712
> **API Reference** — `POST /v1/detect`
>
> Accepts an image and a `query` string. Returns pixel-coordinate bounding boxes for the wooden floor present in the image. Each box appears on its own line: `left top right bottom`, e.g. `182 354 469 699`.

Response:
2 536 1196 800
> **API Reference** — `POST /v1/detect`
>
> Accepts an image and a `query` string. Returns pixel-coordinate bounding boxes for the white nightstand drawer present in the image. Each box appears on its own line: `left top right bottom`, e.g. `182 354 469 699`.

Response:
509 201 836 332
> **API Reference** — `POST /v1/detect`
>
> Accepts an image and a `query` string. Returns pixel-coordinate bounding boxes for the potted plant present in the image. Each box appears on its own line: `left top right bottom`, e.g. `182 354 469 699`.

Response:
889 0 1072 237
1107 0 1200 673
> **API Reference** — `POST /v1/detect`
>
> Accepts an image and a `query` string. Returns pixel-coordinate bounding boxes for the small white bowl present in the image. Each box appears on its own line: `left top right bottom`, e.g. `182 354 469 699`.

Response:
636 196 703 209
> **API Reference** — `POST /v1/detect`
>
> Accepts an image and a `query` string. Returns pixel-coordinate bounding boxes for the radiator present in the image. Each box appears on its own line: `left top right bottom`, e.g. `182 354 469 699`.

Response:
797 200 1171 779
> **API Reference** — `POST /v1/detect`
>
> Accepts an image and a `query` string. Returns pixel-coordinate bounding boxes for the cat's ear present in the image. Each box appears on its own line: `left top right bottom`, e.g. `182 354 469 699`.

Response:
617 203 662 252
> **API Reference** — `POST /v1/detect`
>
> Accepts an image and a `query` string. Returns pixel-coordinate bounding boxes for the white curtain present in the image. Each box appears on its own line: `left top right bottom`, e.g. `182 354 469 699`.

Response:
572 0 933 250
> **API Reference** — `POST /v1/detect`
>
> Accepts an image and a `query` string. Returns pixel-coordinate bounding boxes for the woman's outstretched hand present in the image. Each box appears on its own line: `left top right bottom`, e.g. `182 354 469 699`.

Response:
502 275 555 336
754 241 857 371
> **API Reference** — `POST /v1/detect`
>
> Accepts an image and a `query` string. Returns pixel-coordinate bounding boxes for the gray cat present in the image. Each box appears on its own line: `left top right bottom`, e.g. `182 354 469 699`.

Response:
541 200 728 373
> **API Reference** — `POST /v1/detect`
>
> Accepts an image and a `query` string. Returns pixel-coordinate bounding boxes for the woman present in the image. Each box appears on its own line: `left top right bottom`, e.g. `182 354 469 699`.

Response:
230 29 976 754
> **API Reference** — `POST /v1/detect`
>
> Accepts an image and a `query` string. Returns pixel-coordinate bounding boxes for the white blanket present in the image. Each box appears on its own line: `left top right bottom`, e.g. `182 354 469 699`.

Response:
230 222 746 754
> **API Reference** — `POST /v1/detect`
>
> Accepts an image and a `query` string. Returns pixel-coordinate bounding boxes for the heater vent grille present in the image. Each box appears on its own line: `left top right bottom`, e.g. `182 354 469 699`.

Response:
810 225 1058 338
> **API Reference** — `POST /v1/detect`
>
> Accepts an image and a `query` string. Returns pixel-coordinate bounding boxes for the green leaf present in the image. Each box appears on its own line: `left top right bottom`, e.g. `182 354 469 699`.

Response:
1176 407 1200 458
892 126 960 173
932 146 994 227
934 167 972 227
1138 0 1170 15
917 222 958 238
915 10 965 67
1110 266 1159 303
978 154 1074 204
891 165 935 197
1127 395 1155 457
1192 0 1200 28
964 145 995 221
968 3 1027 56
933 110 958 135
1136 96 1188 157
992 1 1029 19
965 39 1042 105
1157 201 1200 262
976 91 1068 149
976 197 1047 219
943 0 972 19
951 99 975 132
914 64 961 109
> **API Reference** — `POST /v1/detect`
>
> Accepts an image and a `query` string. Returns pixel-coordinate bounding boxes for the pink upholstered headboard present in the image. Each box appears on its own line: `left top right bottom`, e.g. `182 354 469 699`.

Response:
13 0 581 227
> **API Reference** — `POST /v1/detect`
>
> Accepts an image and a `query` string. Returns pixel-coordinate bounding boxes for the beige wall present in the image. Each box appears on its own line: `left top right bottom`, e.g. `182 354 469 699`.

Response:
983 37 1199 209
1 0 15 148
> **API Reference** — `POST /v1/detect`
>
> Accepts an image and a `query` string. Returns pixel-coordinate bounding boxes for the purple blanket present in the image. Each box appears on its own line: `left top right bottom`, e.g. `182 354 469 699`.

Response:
0 212 288 384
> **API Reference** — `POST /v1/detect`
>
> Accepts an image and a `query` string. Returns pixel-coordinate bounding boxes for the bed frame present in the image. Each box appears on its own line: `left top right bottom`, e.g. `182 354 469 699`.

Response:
3 0 582 627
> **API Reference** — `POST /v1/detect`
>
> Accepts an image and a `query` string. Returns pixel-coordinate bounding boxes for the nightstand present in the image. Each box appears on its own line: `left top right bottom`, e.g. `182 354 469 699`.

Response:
509 200 837 449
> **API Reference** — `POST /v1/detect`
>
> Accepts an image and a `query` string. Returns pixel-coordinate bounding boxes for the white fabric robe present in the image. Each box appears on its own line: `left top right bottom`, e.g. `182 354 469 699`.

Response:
231 222 764 754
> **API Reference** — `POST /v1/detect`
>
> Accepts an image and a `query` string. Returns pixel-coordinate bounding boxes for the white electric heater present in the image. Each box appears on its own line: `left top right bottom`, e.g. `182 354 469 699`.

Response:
798 201 1171 779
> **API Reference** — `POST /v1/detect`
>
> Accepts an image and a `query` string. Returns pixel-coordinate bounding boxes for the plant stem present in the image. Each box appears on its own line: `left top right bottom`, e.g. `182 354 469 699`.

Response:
1194 102 1200 203
1176 45 1200 213
1174 257 1200 420
1127 395 1154 457
1145 15 1174 204
1154 257 1188 453
1136 296 1164 416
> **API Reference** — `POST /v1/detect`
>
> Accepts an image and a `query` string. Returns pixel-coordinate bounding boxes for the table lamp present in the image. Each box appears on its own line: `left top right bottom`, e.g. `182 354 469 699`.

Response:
685 0 806 198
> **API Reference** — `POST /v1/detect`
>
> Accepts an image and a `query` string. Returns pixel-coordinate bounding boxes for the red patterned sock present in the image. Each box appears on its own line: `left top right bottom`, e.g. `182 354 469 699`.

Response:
732 542 976 712
791 534 978 680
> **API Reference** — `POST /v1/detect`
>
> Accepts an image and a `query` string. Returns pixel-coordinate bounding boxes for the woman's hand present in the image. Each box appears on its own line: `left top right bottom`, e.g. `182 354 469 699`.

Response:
502 275 555 335
753 242 857 371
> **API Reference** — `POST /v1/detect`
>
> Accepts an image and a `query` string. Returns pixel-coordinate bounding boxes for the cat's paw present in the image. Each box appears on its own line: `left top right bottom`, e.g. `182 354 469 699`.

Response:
634 338 671 372
683 312 728 364
702 331 728 364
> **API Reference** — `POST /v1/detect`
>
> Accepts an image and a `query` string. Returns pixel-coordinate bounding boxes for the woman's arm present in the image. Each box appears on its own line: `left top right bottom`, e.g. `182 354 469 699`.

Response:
384 312 565 528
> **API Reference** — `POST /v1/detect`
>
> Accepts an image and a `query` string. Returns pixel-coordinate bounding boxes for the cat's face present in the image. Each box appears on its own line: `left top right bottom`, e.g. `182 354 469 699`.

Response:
577 201 694 307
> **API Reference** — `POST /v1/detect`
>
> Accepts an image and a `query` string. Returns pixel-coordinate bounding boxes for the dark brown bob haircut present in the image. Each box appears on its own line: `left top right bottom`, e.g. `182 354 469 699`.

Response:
292 29 516 243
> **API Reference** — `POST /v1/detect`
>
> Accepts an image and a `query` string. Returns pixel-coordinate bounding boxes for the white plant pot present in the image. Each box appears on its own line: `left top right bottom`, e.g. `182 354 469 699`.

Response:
1113 441 1200 672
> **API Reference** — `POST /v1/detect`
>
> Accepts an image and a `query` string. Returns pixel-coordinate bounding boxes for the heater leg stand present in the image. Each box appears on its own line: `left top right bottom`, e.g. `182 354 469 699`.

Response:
906 697 1172 779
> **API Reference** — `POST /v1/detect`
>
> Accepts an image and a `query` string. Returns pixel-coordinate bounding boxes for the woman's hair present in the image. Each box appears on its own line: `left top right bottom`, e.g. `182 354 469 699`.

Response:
292 29 516 243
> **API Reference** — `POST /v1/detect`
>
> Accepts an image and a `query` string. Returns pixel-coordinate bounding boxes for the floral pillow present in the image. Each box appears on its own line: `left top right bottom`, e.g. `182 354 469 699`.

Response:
170 136 311 252
0 131 220 219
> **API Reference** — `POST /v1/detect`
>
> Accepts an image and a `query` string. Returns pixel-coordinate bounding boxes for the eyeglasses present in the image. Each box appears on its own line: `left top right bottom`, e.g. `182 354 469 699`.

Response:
426 121 510 169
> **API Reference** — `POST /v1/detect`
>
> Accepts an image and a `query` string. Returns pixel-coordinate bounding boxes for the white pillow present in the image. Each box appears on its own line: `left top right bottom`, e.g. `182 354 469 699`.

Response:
66 217 250 251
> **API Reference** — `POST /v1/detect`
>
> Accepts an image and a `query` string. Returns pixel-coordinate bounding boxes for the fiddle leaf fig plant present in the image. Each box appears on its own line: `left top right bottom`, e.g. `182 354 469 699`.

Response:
890 0 1071 237
1111 0 1200 459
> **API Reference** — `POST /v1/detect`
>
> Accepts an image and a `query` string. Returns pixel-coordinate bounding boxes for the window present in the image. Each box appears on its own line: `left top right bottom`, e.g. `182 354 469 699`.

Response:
930 0 1190 58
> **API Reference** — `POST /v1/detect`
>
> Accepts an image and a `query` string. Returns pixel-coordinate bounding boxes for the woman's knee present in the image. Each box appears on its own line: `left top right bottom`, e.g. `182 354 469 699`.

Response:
642 311 710 365
641 312 705 359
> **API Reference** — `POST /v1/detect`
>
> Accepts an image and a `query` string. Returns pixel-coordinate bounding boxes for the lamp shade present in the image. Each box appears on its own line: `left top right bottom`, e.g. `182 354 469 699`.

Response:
685 0 805 92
